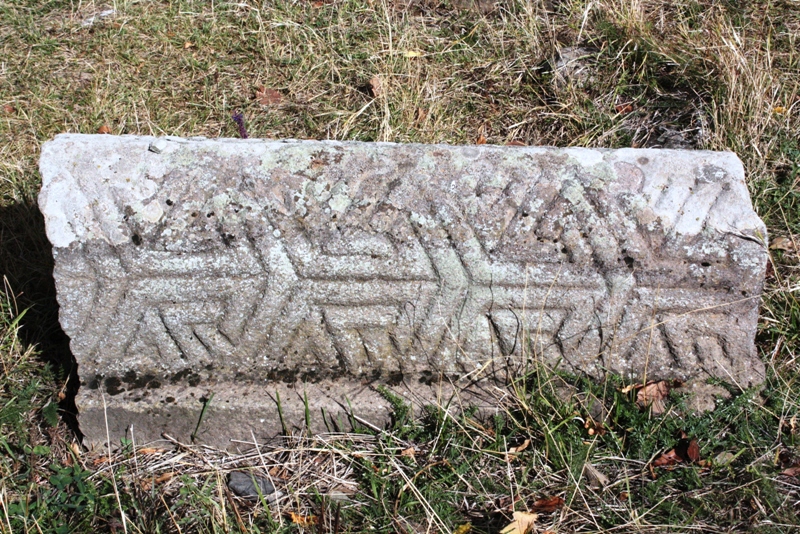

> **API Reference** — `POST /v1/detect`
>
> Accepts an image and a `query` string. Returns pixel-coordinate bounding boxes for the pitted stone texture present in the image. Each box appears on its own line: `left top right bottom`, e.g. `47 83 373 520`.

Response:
39 134 767 448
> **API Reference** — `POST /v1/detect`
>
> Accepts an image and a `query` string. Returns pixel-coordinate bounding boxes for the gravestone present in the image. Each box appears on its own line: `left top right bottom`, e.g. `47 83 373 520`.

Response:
39 134 768 449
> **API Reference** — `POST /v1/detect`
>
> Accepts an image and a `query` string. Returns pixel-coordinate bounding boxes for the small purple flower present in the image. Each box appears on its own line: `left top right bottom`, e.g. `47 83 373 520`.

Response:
232 111 248 139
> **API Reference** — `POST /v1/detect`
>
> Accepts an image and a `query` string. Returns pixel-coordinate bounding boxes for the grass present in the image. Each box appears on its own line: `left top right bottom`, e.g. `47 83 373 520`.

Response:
1 0 799 531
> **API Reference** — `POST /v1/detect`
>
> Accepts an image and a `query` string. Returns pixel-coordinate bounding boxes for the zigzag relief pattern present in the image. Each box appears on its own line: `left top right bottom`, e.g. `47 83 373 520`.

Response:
46 139 765 390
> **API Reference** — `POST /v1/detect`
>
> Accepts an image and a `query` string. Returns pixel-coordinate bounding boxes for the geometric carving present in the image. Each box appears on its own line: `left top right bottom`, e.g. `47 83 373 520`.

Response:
39 135 768 447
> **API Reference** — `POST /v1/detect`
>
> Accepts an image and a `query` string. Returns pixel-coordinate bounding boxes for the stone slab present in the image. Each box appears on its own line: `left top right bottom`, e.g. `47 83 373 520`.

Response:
39 134 768 449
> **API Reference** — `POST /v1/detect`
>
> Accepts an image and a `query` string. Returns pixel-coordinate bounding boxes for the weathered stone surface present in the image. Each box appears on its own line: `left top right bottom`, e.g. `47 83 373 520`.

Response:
39 134 767 448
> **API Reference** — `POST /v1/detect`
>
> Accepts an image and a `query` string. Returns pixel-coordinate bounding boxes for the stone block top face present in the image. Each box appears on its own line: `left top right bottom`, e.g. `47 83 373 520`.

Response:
40 134 768 401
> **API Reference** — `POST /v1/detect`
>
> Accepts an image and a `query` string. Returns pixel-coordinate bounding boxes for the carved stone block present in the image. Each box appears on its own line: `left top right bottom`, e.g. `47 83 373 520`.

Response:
39 134 768 448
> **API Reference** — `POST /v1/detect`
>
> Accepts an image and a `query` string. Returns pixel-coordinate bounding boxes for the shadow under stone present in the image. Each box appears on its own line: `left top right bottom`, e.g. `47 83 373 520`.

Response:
0 199 81 441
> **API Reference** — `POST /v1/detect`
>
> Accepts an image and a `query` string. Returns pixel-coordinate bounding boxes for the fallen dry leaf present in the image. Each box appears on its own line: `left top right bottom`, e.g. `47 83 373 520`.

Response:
500 511 538 534
268 465 290 480
685 439 701 463
584 463 609 488
777 449 800 477
506 140 526 146
636 380 676 415
653 437 702 468
184 41 194 49
70 442 81 458
652 448 682 468
714 451 736 466
142 471 173 490
154 472 174 484
400 447 416 458
476 134 487 145
289 512 318 527
508 439 530 454
782 467 800 477
615 103 634 114
92 455 111 466
97 125 112 134
368 75 384 98
531 496 564 513
256 87 282 106
137 447 166 455
2 104 15 114
770 236 796 251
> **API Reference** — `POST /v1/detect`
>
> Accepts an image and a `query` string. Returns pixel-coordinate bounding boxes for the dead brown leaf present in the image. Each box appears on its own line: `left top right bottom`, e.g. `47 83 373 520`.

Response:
476 134 487 145
685 439 700 463
506 140 526 146
584 463 609 488
508 439 530 454
615 103 634 114
142 471 173 490
636 380 677 415
2 104 15 114
289 512 318 527
183 41 194 49
138 447 166 455
97 125 112 134
400 447 416 458
155 472 174 484
531 496 564 513
653 437 702 468
499 511 538 534
268 465 290 480
256 87 283 106
368 75 384 98
770 237 796 251
782 467 800 477
92 455 111 466
652 448 682 467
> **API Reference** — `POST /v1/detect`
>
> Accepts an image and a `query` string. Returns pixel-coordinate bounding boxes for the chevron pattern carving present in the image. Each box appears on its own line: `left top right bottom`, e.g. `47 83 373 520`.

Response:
41 136 768 398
